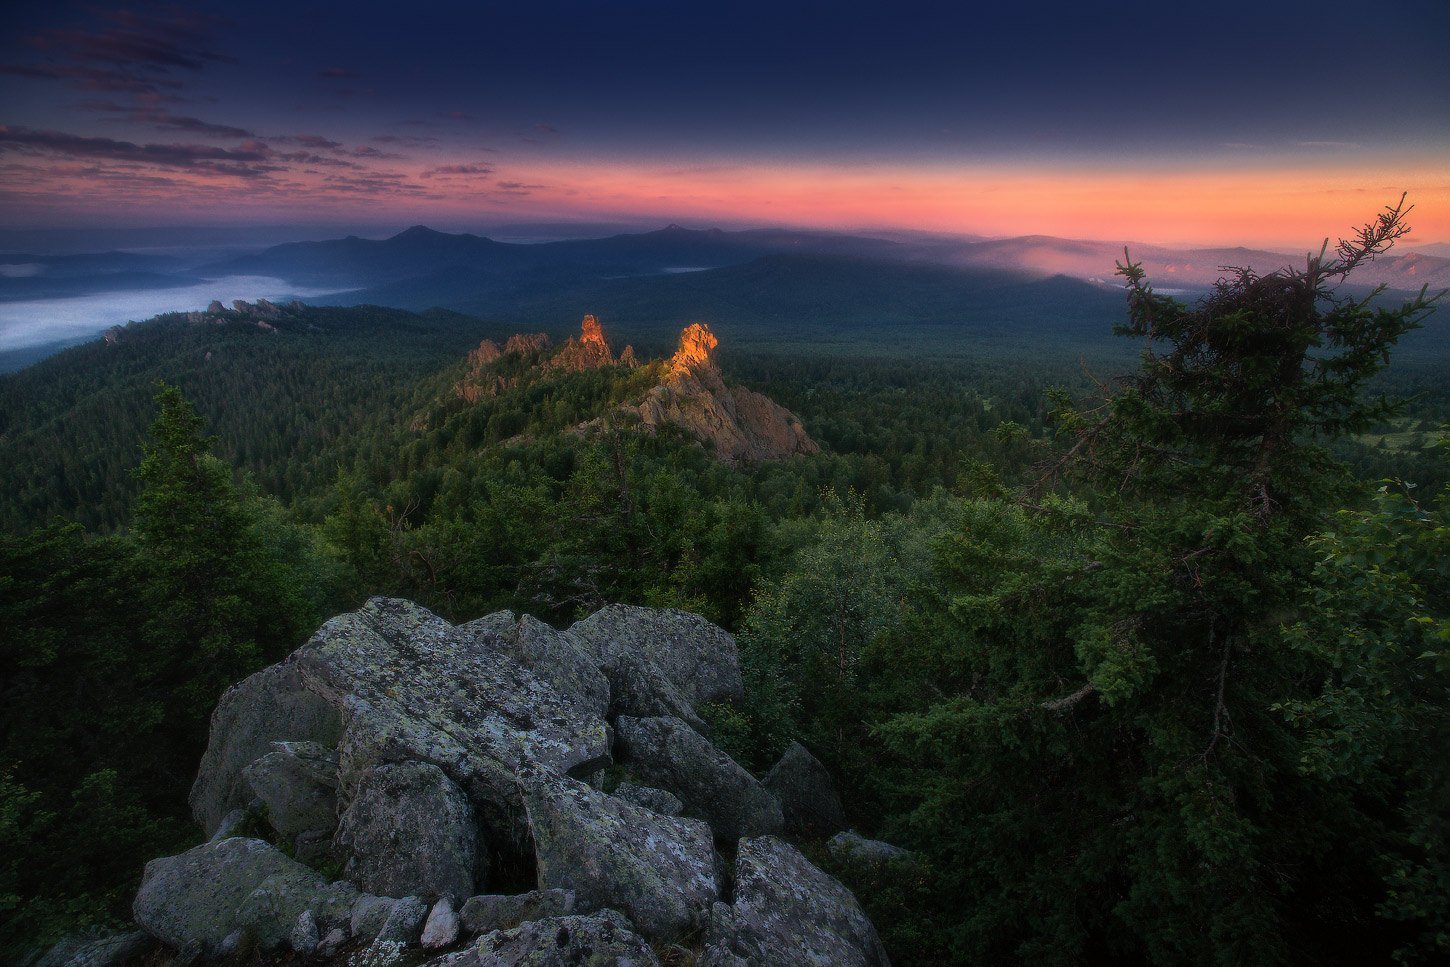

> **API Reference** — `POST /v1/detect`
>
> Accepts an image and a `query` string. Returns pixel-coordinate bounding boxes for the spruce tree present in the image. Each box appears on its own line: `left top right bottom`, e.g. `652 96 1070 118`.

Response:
879 199 1445 962
133 382 271 735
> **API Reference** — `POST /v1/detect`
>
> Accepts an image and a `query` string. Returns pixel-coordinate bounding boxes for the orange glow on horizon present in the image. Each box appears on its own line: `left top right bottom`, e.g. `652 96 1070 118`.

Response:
5 154 1447 249
503 159 1450 249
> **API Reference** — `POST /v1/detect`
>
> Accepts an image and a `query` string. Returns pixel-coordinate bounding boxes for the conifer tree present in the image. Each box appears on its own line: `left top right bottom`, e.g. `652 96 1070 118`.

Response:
879 199 1445 962
133 382 275 734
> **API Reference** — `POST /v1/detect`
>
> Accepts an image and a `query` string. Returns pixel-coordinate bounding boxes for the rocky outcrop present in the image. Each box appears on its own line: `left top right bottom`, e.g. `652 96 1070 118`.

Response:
615 715 783 840
467 339 502 368
128 597 883 963
764 741 848 837
440 317 811 467
503 332 550 356
633 322 818 465
454 339 504 402
545 314 618 372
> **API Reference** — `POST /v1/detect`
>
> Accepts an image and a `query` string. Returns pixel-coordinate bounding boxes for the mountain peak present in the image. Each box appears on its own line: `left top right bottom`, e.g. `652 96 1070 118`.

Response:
394 224 443 240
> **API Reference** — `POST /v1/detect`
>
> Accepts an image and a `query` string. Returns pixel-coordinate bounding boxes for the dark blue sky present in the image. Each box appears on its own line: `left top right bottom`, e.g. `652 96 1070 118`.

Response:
2 0 1447 243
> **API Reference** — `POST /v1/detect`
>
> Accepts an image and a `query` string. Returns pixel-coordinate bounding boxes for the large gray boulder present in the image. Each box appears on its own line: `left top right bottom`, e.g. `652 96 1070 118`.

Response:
295 598 612 840
189 662 342 836
464 910 659 966
568 606 743 727
459 889 575 935
763 741 847 837
461 611 610 721
132 837 325 952
717 836 888 967
335 760 479 899
520 765 719 940
826 830 916 871
615 715 782 840
242 740 339 841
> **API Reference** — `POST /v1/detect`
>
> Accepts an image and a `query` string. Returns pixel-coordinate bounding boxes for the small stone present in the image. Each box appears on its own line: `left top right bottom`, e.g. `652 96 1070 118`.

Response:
290 909 320 954
350 894 397 943
420 895 460 949
317 927 348 957
377 895 428 944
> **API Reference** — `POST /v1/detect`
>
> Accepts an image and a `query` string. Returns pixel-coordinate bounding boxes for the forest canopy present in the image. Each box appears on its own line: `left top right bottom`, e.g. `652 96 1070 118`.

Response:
0 201 1445 963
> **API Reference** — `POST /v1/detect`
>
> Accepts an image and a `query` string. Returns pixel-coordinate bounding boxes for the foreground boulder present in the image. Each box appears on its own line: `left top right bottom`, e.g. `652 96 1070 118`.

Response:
132 838 325 952
764 741 848 837
612 781 684 816
133 597 886 962
521 766 719 939
715 836 889 966
615 715 783 840
335 760 479 899
296 597 611 839
33 930 154 967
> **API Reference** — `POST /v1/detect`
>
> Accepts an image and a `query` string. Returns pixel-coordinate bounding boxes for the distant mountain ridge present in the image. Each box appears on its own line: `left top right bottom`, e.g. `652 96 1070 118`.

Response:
210 224 1450 297
4 223 1443 371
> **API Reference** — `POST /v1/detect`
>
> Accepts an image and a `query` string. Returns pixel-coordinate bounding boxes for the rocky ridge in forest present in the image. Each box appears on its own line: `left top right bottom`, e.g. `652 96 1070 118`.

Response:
449 314 817 464
69 597 892 966
101 299 300 348
630 322 818 465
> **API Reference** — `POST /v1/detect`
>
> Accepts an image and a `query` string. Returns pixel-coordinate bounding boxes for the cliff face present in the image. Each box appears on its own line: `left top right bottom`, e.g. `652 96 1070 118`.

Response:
114 598 890 965
633 322 819 465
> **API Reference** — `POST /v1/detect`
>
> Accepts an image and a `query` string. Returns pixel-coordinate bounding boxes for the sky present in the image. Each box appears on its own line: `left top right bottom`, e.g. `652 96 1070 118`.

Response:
1 0 1447 248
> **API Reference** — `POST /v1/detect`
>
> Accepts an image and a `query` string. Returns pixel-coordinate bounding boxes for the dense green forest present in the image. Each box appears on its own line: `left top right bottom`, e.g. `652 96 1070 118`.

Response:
2 212 1448 963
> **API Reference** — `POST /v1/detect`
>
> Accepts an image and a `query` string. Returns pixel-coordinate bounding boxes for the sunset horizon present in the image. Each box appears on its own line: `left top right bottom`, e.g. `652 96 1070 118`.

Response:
3 2 1447 250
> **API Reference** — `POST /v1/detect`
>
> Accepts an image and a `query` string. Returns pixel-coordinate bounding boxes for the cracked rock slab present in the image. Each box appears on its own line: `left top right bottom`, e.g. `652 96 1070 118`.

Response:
520 765 719 941
721 836 888 967
296 598 612 841
615 715 782 840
